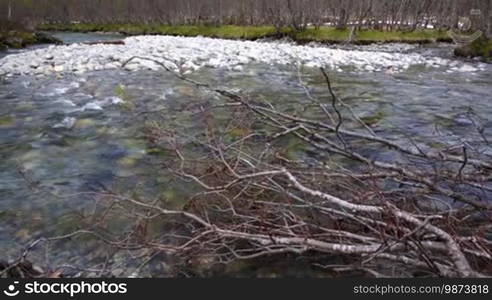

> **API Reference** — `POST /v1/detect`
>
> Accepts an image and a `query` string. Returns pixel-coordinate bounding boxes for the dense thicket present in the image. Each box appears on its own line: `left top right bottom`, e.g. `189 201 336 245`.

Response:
1 0 491 33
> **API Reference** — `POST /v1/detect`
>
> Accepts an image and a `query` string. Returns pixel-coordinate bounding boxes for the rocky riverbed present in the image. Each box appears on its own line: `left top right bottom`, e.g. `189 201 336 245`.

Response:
0 35 488 77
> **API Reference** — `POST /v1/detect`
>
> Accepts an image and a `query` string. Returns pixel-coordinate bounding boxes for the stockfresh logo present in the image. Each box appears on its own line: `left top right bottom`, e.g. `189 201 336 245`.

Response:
448 9 483 45
3 281 20 297
2 281 128 297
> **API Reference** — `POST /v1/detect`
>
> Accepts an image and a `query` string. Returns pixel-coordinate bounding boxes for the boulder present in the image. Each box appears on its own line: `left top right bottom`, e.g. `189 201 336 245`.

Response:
53 65 64 72
34 32 63 45
454 37 492 62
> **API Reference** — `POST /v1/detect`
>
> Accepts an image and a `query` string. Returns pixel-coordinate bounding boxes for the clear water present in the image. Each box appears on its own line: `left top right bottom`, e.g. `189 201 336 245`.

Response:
0 33 491 275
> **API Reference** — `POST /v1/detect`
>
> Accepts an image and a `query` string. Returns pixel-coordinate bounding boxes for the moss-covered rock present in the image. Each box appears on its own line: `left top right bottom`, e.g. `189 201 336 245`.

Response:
7 31 36 47
0 30 61 50
0 115 15 127
454 37 492 62
34 32 62 44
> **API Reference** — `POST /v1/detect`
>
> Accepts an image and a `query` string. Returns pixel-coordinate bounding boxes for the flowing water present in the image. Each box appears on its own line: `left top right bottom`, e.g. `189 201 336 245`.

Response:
47 31 124 44
0 33 491 276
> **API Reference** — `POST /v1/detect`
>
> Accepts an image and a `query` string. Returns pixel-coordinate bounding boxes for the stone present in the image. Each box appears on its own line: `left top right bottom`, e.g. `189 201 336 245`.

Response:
82 102 104 111
53 117 77 129
124 63 140 71
53 65 64 72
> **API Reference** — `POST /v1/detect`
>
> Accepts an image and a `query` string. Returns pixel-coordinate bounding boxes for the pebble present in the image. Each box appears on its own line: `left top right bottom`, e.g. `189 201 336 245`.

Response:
82 102 104 111
53 65 64 72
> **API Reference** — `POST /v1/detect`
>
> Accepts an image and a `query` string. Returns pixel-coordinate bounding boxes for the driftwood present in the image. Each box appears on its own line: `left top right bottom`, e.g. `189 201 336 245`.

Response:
8 57 492 278
83 40 125 46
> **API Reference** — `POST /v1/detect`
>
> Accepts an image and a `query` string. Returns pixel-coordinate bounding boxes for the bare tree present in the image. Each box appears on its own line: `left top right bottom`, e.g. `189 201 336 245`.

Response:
1 0 490 34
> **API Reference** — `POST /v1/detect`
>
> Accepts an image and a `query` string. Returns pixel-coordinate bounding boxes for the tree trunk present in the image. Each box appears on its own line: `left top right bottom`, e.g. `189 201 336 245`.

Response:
337 9 347 29
7 0 12 21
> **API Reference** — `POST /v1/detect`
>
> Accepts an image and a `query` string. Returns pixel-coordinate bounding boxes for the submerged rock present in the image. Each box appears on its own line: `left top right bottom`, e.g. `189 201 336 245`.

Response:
81 102 103 111
74 118 95 129
0 115 15 127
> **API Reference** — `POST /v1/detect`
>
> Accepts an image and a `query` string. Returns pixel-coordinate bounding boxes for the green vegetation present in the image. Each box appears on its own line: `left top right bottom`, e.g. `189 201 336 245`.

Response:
0 115 14 127
39 23 453 44
360 110 386 127
292 27 451 44
0 30 38 49
40 23 280 40
454 37 492 62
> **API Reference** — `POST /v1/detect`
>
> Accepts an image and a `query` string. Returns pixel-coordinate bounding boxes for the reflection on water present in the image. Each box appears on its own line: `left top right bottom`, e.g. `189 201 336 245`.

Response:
46 31 124 44
0 33 491 275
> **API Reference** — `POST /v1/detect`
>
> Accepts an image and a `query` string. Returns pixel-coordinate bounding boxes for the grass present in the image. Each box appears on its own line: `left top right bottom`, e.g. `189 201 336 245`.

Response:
292 27 450 43
357 28 450 42
0 115 14 127
40 23 280 40
39 23 453 44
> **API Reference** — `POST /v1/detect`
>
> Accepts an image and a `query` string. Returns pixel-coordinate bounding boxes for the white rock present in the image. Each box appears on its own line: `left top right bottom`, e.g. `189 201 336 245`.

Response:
82 102 104 111
53 117 76 129
105 96 124 105
56 99 77 107
456 64 478 72
53 65 64 72
124 63 140 71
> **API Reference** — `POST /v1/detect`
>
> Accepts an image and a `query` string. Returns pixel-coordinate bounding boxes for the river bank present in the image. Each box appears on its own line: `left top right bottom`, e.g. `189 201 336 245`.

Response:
38 24 453 45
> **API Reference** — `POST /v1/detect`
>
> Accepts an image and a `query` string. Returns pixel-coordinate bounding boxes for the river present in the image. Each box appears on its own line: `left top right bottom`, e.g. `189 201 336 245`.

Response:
0 32 491 276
